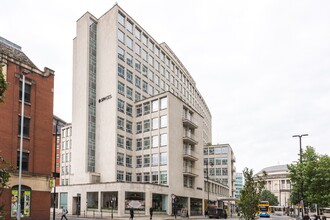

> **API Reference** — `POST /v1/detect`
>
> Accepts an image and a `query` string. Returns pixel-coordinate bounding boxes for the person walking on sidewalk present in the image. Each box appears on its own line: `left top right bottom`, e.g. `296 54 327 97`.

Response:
61 206 68 220
129 208 134 220
149 207 154 220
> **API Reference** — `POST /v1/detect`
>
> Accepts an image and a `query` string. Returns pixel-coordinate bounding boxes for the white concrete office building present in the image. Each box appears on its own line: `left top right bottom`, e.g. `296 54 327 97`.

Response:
203 144 237 198
56 4 229 218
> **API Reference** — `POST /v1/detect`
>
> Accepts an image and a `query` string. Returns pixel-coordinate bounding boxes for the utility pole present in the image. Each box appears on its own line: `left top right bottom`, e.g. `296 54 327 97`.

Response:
292 134 308 219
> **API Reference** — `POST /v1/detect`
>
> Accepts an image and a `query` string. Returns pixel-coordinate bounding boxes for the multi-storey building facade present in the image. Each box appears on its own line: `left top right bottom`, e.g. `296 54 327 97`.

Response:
0 36 54 219
55 4 229 217
60 124 72 186
203 144 236 197
257 165 291 207
52 116 67 186
234 172 243 199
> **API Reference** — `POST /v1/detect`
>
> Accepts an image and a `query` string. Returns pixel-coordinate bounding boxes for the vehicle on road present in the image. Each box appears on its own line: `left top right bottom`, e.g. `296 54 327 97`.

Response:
208 206 227 219
258 201 271 218
270 206 286 216
320 207 330 220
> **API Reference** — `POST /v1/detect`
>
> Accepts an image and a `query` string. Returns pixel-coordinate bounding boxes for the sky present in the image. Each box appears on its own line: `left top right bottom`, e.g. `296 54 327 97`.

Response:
1 0 330 174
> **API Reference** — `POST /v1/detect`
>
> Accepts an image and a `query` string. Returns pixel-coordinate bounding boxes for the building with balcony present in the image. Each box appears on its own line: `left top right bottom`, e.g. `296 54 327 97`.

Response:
55 4 229 218
256 165 291 207
0 36 54 219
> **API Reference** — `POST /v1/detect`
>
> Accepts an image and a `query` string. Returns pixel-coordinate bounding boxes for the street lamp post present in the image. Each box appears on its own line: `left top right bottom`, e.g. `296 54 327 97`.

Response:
53 120 59 220
111 195 116 219
17 70 30 220
292 134 308 219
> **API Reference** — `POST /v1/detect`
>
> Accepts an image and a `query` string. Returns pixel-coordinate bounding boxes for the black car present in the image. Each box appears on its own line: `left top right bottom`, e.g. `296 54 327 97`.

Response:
208 207 227 219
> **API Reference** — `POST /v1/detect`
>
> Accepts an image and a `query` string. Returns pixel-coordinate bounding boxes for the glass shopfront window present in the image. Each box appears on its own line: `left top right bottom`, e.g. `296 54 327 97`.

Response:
11 185 31 218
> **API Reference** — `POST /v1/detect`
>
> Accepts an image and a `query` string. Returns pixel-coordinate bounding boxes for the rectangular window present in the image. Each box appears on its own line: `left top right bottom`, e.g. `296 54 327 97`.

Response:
160 152 167 165
216 168 221 176
126 37 133 50
142 65 148 76
136 173 142 182
152 117 158 130
135 27 141 40
17 151 29 171
118 81 125 95
118 29 125 43
126 53 133 66
117 170 124 181
152 135 158 148
117 153 124 166
135 75 141 88
152 171 158 183
117 47 125 61
143 155 150 167
136 121 142 134
143 172 150 182
135 43 141 56
126 172 132 182
117 135 124 148
136 156 142 168
117 117 125 130
143 119 150 132
136 104 142 117
148 85 154 96
126 86 133 100
142 49 147 61
135 59 141 72
154 75 159 85
148 54 154 66
160 115 167 128
126 120 132 133
142 80 148 93
142 34 148 45
160 171 167 184
155 47 160 57
143 102 150 115
126 103 132 117
18 116 30 137
126 138 132 150
126 20 133 33
148 70 154 81
136 139 142 151
126 70 133 83
152 154 158 166
126 155 132 167
152 100 159 112
117 99 125 113
135 91 141 101
118 13 125 26
143 137 150 149
19 81 31 103
222 159 228 165
160 133 167 146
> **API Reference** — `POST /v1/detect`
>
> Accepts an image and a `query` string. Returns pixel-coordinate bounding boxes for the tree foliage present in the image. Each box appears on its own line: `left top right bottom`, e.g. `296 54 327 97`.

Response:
238 168 267 220
0 64 8 103
260 190 279 206
288 146 330 208
0 153 13 215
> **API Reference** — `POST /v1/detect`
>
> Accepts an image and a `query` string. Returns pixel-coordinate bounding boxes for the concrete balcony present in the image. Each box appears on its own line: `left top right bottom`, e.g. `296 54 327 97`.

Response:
183 149 198 161
183 166 198 177
183 133 198 145
182 115 198 129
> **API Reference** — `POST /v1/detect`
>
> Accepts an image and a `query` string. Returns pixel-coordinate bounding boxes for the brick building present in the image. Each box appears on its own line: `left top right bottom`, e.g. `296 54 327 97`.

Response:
0 36 54 219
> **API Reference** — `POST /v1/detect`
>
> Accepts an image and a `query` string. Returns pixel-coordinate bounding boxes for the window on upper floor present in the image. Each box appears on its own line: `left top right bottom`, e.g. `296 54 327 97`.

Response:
18 116 30 137
126 20 133 33
17 151 29 171
19 81 31 103
117 29 125 43
118 13 125 26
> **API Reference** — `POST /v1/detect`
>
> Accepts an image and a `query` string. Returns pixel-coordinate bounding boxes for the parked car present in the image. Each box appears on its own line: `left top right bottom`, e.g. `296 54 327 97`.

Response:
208 207 227 219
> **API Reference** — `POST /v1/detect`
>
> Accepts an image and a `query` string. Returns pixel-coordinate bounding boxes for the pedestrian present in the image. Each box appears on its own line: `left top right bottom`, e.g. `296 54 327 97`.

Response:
149 207 153 220
129 208 134 220
61 206 68 220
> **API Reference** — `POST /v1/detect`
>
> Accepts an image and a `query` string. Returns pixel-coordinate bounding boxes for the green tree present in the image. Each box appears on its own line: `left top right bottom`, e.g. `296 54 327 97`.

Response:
0 153 13 216
260 190 279 206
238 168 267 220
288 146 330 209
0 64 8 103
